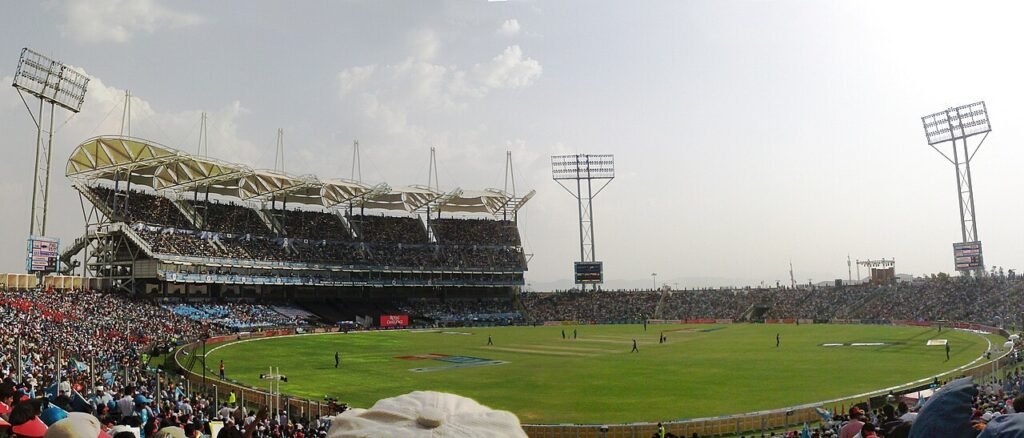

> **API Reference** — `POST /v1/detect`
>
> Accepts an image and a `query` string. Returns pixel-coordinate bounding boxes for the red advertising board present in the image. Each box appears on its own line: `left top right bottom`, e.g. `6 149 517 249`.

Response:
380 314 409 327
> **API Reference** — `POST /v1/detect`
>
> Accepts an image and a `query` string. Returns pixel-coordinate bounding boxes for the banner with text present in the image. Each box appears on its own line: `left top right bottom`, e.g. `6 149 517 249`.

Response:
380 314 409 327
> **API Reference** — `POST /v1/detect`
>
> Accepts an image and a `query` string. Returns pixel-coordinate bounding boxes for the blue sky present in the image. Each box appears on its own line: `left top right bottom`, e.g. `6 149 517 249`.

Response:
2 0 1024 289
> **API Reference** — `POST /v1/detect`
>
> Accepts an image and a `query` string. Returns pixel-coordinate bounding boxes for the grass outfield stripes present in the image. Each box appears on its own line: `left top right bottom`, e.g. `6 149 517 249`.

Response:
204 324 994 424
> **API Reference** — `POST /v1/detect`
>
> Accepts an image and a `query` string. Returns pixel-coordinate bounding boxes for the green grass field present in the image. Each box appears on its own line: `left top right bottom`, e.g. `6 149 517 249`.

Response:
203 324 994 424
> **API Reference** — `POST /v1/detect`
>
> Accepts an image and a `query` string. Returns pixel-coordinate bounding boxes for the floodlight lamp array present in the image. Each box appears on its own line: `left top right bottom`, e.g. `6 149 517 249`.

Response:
922 101 990 145
12 48 90 113
551 154 615 180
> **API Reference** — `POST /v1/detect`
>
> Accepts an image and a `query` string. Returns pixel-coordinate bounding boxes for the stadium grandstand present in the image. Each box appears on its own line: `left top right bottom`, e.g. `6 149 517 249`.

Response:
0 138 1011 438
59 136 535 319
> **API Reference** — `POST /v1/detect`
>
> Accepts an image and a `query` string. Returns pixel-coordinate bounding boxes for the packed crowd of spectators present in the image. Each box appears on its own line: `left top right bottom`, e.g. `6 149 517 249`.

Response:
0 288 349 437
277 209 353 241
755 368 1024 438
522 290 660 322
163 303 307 329
138 229 222 257
91 187 527 271
348 214 428 244
398 298 523 323
431 218 521 246
191 200 269 236
91 186 192 229
522 276 1024 326
138 229 525 270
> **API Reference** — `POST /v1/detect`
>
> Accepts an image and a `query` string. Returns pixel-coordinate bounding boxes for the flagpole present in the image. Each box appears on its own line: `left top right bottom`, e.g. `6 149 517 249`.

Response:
16 338 22 384
156 368 161 409
55 349 61 391
89 355 95 397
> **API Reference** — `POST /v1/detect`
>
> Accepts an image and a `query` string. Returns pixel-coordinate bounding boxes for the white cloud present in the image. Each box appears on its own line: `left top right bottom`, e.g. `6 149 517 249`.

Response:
497 19 521 37
472 45 542 90
330 38 543 187
59 0 204 44
409 29 441 61
336 44 541 124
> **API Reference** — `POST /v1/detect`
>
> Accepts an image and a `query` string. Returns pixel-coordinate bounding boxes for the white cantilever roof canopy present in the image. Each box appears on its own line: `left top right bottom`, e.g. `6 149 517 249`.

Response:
66 136 532 215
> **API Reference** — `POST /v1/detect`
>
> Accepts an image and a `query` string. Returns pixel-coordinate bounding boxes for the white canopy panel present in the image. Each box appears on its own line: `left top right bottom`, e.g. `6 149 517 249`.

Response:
66 136 529 215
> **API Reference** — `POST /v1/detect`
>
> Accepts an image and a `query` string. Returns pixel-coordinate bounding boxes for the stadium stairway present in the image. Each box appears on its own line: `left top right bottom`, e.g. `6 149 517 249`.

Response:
172 198 204 229
60 222 157 273
333 210 357 239
421 214 436 243
738 304 771 322
255 208 285 235
73 182 116 219
59 236 89 271
295 299 347 324
653 289 669 319
512 293 533 321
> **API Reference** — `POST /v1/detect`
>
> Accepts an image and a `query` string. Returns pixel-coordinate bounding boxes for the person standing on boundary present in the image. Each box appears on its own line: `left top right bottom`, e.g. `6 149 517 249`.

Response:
945 342 950 361
562 329 566 340
643 319 648 332
573 328 577 339
487 335 494 346
776 333 780 348
219 360 225 380
631 339 639 353
335 351 340 368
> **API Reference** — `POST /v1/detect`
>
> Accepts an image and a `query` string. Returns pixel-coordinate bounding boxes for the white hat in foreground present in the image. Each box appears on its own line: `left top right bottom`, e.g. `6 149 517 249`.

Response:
328 391 528 438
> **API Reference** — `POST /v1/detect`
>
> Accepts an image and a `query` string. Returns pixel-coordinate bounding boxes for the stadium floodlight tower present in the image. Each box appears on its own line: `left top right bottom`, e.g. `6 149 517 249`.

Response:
11 48 89 238
552 154 614 291
921 101 990 276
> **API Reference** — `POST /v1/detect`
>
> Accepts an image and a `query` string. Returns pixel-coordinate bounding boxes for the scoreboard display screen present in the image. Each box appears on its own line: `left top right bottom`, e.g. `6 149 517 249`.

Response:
26 236 59 274
574 261 603 284
953 241 983 271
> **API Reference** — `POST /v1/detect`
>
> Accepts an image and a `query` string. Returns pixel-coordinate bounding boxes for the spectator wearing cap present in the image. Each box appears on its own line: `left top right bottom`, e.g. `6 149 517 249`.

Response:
326 391 527 438
91 387 113 415
43 412 111 438
839 407 865 438
151 426 185 438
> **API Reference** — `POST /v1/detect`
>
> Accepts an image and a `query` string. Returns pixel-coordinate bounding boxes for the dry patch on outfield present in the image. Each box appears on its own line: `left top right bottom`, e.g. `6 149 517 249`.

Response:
481 346 595 357
524 344 620 354
575 337 663 346
574 337 637 345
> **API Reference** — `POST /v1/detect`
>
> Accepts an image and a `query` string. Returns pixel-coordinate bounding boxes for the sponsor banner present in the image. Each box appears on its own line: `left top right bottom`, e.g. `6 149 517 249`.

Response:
684 319 716 324
380 314 409 327
715 319 734 324
831 319 862 324
860 319 892 325
543 321 562 326
895 320 931 327
797 319 814 325
648 319 682 325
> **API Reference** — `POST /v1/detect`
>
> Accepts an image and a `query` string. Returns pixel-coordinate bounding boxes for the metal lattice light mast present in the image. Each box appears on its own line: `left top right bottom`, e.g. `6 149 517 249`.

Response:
921 101 991 276
11 48 89 237
552 154 614 291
